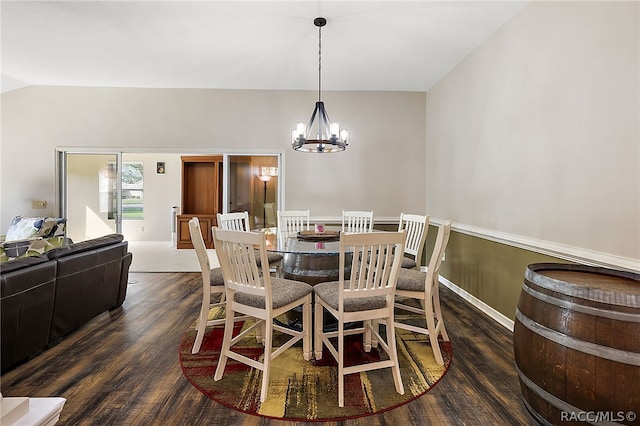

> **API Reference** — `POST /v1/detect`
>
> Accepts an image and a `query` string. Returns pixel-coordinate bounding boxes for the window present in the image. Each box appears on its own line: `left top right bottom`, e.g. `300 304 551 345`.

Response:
122 162 144 219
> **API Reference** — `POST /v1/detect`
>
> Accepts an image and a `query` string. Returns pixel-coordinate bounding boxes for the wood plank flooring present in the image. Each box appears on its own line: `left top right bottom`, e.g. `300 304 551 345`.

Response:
1 272 536 425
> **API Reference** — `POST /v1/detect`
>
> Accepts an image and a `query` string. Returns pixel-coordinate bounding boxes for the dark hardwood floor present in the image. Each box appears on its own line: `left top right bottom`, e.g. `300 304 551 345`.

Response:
1 272 536 425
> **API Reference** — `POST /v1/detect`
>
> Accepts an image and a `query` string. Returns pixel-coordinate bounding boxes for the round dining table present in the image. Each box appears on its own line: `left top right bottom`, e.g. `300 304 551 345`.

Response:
263 227 353 285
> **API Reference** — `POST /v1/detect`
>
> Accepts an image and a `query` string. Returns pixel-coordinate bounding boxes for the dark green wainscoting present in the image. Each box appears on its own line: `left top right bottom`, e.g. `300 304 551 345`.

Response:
425 226 567 322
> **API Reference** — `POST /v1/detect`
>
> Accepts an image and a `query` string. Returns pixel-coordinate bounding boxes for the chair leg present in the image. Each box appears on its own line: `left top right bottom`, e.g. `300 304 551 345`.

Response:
386 316 405 395
260 317 274 402
424 297 444 366
191 302 208 354
256 321 265 345
302 297 311 361
371 319 379 348
338 322 345 408
314 296 323 360
214 303 235 381
433 287 449 341
363 319 372 352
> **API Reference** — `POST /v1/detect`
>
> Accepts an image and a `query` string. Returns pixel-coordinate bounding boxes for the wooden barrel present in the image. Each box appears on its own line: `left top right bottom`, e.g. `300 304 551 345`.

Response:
513 263 640 425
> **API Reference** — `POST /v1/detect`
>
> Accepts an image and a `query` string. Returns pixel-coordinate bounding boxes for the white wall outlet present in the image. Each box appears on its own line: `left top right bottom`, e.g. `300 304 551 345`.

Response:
442 252 446 262
31 200 47 209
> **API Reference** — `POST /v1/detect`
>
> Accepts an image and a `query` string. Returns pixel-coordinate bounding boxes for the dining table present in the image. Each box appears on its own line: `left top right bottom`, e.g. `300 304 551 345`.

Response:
263 226 354 286
261 226 354 330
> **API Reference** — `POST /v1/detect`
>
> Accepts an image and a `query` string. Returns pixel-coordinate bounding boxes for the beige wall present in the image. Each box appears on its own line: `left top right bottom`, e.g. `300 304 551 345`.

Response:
426 1 639 261
425 0 640 319
1 88 426 233
120 153 182 242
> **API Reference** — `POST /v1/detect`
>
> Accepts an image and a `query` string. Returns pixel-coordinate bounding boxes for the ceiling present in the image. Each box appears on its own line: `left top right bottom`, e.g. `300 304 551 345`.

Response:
1 1 529 94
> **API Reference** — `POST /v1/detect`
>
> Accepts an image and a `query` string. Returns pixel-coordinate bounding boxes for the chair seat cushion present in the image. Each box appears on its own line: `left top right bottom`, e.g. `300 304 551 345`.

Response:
234 278 312 309
401 257 417 269
396 268 427 292
210 267 225 286
314 281 387 312
254 251 283 267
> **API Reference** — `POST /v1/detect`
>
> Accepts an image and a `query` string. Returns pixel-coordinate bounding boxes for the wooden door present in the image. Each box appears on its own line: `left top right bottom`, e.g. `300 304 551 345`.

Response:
177 156 223 249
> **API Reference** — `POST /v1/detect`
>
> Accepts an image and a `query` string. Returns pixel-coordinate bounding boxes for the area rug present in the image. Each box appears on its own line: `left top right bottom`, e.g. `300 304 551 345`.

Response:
179 310 452 422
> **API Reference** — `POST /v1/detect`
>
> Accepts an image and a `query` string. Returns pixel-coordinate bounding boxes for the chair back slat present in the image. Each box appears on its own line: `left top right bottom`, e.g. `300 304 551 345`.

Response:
340 231 405 302
342 210 374 233
398 213 429 267
425 221 451 292
189 218 211 283
217 212 250 231
277 210 310 234
213 228 270 298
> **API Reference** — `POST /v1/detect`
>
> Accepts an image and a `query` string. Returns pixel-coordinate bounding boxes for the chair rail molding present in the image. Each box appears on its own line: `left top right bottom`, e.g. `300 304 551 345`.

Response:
429 218 640 273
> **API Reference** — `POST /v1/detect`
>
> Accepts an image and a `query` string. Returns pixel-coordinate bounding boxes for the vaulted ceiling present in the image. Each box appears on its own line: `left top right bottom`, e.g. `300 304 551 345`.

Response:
1 1 529 93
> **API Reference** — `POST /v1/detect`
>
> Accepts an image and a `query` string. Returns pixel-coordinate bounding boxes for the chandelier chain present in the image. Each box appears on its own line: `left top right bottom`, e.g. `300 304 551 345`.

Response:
318 24 322 102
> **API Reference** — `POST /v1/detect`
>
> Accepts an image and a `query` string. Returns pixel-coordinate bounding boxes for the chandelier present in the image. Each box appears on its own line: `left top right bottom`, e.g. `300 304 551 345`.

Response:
292 17 348 153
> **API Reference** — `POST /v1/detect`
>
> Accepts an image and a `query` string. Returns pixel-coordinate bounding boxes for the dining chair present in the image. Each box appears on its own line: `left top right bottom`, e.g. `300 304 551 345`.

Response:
394 220 451 365
189 217 246 355
212 227 313 403
398 213 430 270
277 210 310 234
216 211 250 231
217 211 283 271
313 230 406 407
342 210 374 233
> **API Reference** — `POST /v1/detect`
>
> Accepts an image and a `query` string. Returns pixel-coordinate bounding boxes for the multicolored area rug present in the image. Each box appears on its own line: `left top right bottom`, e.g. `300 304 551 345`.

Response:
179 311 452 422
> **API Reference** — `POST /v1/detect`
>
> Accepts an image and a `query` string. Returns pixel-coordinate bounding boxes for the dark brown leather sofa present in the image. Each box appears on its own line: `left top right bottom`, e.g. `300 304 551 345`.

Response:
1 234 132 372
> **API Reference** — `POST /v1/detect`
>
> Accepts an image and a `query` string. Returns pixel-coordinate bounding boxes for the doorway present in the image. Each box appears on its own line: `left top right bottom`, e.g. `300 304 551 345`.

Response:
62 153 121 242
58 150 281 243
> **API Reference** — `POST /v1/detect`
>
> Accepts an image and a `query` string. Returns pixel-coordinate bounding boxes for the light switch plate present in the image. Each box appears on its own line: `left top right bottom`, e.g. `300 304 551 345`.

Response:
31 200 47 209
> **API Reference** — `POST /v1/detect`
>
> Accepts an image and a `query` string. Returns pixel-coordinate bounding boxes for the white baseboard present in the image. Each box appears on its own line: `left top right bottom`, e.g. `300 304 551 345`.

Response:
438 275 515 332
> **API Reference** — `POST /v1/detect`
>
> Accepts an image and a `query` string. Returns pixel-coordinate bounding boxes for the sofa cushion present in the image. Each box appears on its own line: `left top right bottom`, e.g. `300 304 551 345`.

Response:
47 234 124 260
0 254 50 273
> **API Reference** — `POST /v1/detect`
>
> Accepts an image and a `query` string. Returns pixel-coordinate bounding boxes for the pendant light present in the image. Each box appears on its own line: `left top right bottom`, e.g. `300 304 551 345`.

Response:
292 17 348 153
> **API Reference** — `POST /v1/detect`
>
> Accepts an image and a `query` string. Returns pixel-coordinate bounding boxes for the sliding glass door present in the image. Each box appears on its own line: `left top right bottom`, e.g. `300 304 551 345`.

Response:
58 150 281 243
227 155 279 229
60 152 121 242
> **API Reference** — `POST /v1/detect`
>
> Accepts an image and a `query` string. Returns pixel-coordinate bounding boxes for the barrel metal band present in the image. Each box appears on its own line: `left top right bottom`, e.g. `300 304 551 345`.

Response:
525 268 639 308
515 309 640 366
522 283 640 323
521 398 553 426
515 363 619 426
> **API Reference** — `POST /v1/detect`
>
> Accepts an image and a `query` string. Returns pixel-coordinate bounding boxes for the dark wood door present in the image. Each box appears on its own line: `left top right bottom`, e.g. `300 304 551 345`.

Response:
178 156 223 249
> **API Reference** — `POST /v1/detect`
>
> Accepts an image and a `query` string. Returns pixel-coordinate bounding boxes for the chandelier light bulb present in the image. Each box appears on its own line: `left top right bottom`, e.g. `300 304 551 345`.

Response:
330 122 339 137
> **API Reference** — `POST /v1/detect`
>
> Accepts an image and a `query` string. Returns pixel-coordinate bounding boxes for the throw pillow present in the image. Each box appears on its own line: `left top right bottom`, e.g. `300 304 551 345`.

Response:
36 217 67 238
4 216 44 241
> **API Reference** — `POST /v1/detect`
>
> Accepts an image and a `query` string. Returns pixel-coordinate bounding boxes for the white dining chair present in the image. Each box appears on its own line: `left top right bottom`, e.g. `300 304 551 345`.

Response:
394 220 451 365
341 210 374 233
313 230 406 407
277 210 310 234
189 217 245 354
212 227 313 403
216 211 250 231
217 211 283 272
398 213 430 270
